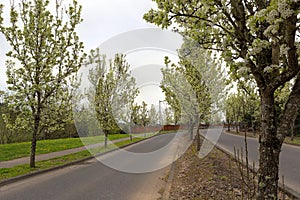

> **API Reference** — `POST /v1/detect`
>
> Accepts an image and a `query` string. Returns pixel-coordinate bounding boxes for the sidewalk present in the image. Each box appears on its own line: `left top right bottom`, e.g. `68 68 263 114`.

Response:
0 137 129 168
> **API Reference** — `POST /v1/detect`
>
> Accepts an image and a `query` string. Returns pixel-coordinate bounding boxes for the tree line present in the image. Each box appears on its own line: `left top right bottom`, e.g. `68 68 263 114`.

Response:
144 0 300 199
225 83 300 140
1 0 300 199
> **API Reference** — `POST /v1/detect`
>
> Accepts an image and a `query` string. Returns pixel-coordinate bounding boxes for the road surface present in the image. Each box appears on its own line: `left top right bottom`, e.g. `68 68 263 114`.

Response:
0 132 191 200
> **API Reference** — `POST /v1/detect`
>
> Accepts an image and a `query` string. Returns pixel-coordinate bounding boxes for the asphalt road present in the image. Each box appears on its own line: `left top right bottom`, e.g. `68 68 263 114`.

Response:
0 132 191 200
202 129 300 197
3 129 299 199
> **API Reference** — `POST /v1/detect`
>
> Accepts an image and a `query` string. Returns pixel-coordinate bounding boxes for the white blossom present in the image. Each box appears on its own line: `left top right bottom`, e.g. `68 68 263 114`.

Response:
278 1 294 19
280 44 290 56
263 65 279 74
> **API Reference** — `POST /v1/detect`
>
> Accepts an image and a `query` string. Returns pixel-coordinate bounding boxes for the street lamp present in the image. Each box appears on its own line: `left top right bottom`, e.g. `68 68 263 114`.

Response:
159 100 166 125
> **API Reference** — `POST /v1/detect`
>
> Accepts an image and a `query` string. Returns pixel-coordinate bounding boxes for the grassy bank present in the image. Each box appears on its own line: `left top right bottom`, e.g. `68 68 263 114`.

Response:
0 137 142 181
225 130 300 146
0 134 129 161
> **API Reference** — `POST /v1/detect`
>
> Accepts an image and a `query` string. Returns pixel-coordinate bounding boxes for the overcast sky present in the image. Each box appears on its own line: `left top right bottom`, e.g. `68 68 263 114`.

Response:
0 0 157 87
0 0 182 107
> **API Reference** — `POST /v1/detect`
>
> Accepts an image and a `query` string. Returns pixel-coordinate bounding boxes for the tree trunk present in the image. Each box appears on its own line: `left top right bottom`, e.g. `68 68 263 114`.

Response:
104 130 108 148
196 123 201 151
251 116 256 136
30 130 37 168
257 93 280 199
30 113 40 168
188 119 194 140
290 122 295 141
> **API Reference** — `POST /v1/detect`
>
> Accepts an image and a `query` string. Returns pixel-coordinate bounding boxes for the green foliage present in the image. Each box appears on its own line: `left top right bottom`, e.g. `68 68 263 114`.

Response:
148 104 159 125
225 90 260 126
145 0 300 197
130 101 150 127
86 48 139 135
130 103 142 126
161 61 198 125
139 101 150 127
0 0 85 167
164 107 174 125
161 40 223 126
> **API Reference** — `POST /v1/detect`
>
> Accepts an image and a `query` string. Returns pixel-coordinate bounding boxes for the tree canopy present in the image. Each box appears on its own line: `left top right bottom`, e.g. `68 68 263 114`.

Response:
144 0 300 198
0 0 85 168
86 49 139 147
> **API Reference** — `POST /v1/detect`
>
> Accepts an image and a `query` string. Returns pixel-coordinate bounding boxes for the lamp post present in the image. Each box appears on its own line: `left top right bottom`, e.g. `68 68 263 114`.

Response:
159 100 166 125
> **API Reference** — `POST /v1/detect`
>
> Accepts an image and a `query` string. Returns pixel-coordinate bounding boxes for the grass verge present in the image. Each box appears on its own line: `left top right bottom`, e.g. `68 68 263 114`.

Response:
284 136 300 146
0 134 129 162
0 137 142 181
226 130 300 146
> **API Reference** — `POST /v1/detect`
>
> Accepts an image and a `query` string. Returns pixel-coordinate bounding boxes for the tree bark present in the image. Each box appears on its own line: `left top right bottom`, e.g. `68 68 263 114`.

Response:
30 112 41 168
290 122 295 141
104 129 108 148
257 92 280 199
30 130 37 168
228 122 231 132
196 123 201 151
235 122 239 133
188 119 195 140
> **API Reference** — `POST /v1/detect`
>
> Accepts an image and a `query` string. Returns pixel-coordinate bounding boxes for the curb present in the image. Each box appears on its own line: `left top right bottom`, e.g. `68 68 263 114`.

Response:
0 132 165 188
161 158 176 200
161 130 191 200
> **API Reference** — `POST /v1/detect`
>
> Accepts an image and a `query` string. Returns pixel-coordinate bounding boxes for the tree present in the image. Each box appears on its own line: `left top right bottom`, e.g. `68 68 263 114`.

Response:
161 62 199 140
0 91 13 144
225 93 243 132
86 49 138 148
144 1 300 198
177 58 212 150
0 0 84 168
165 38 226 150
148 104 159 126
130 101 150 131
164 106 174 125
139 101 150 128
160 79 181 125
163 39 222 150
130 103 142 126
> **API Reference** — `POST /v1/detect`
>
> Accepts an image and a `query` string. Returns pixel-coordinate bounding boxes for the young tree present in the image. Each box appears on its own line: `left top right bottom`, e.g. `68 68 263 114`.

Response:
160 82 181 125
225 93 243 132
130 103 142 126
161 60 202 140
148 104 159 126
164 106 174 125
139 101 150 128
163 41 221 150
144 1 300 198
130 101 150 132
86 49 138 148
0 0 85 168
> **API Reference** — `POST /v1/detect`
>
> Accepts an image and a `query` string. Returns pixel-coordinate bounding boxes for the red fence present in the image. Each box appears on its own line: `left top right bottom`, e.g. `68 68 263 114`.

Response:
130 124 188 134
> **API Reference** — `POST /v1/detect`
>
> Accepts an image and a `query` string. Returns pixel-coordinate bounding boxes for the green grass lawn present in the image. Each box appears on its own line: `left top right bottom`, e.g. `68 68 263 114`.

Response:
284 136 300 146
0 134 129 162
0 137 143 181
